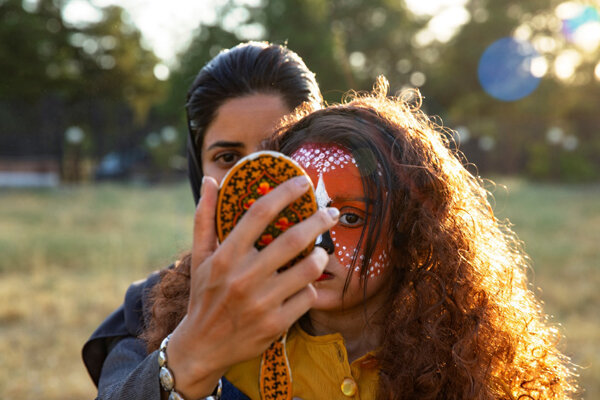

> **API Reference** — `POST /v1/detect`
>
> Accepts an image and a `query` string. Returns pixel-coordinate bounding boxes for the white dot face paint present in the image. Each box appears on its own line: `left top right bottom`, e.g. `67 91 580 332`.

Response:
290 146 357 174
291 143 389 280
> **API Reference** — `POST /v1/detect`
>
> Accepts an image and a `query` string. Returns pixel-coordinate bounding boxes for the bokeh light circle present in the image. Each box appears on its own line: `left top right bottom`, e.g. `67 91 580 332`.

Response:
560 5 600 52
561 5 600 41
478 37 541 101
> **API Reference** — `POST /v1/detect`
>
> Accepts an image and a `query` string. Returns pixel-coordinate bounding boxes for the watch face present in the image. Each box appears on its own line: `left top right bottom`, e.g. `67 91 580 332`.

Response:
216 150 317 269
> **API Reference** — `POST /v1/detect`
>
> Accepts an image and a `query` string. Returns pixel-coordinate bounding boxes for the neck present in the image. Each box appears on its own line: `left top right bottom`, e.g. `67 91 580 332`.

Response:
302 290 388 362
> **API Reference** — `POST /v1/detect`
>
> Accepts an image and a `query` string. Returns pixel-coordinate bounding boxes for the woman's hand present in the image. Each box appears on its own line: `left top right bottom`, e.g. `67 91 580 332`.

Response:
166 175 338 399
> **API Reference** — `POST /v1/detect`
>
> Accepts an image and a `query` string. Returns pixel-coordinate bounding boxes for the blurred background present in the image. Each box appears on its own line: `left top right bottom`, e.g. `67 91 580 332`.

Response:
0 0 598 398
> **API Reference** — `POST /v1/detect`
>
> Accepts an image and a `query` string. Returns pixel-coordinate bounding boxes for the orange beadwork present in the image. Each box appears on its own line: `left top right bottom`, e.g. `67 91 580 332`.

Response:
259 335 292 400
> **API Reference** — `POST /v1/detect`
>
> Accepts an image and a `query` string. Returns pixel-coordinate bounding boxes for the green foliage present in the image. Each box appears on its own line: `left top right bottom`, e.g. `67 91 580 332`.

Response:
527 143 555 180
559 152 598 182
155 23 240 127
156 0 425 113
154 0 599 182
73 6 165 121
0 0 166 180
526 144 598 182
0 0 76 99
0 0 164 110
143 126 187 176
2 0 599 181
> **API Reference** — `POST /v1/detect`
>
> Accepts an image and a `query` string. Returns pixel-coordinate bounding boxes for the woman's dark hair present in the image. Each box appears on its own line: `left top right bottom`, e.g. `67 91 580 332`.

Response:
186 41 322 203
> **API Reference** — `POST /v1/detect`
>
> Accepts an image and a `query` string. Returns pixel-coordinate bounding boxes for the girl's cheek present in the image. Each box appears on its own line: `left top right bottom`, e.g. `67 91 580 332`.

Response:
331 228 360 270
331 228 389 278
367 249 389 279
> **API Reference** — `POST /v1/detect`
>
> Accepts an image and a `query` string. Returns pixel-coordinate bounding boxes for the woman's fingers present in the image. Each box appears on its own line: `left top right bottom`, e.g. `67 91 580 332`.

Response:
231 248 329 337
269 247 328 306
277 284 319 328
191 176 219 271
220 176 312 252
255 208 339 276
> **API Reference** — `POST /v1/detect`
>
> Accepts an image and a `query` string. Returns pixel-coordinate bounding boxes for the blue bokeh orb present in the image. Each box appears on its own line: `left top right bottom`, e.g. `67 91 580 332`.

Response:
477 37 541 101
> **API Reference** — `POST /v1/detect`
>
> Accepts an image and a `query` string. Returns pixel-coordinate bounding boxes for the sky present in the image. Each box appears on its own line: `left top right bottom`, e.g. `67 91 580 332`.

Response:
61 0 469 66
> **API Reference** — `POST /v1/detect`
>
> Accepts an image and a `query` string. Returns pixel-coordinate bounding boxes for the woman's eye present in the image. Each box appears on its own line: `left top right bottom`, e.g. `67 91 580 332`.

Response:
214 152 240 167
339 212 364 227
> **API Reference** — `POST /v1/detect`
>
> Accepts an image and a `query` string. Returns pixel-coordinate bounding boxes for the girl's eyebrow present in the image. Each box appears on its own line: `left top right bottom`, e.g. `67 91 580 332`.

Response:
206 140 245 150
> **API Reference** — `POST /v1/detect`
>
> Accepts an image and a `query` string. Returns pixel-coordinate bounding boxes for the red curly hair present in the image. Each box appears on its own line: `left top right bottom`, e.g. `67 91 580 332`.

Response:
142 78 578 399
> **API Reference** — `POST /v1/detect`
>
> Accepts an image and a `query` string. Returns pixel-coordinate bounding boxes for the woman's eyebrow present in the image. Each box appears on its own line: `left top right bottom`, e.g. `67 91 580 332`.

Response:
206 140 245 151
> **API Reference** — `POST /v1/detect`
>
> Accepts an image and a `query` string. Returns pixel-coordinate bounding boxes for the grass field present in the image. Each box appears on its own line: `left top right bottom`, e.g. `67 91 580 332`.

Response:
0 179 598 399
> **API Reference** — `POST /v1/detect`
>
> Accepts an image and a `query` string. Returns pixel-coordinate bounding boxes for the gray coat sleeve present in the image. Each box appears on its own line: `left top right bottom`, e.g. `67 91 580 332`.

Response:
97 336 161 400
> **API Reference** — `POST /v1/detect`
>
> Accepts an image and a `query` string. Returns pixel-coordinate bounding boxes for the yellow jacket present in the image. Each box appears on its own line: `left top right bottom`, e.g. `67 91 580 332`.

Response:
226 323 379 400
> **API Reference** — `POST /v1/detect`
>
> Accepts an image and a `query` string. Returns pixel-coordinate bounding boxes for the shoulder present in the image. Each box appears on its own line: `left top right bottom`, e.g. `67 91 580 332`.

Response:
123 269 164 334
82 267 168 386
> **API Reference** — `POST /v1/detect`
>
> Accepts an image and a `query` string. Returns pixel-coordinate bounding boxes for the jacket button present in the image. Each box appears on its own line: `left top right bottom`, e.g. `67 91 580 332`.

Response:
341 377 358 396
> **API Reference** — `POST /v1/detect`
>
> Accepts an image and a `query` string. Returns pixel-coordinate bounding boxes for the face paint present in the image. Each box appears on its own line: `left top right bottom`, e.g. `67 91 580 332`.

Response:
291 144 389 279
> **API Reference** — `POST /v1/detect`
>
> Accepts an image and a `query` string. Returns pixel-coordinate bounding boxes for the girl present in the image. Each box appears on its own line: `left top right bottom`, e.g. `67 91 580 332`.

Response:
144 78 578 399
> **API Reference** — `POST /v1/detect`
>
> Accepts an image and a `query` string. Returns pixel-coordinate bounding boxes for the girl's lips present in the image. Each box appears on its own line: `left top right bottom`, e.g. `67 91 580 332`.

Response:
316 272 333 282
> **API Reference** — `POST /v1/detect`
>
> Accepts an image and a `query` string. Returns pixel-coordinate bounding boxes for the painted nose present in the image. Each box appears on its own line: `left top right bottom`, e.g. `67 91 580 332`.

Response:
315 230 335 254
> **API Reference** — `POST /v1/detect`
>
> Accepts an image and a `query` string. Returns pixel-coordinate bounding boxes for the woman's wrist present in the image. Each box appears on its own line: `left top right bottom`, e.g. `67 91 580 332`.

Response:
159 333 223 399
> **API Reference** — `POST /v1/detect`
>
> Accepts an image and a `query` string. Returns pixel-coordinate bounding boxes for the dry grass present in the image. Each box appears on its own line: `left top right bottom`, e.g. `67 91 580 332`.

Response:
0 182 194 399
0 179 598 399
489 177 600 399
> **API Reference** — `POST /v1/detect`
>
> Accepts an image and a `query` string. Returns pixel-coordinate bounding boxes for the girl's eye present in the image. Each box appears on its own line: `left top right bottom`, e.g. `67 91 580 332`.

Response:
214 152 240 168
339 212 365 227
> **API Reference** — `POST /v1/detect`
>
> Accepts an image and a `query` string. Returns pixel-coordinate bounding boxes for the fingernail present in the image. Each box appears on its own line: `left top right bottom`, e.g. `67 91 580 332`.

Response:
200 176 207 197
326 207 339 220
294 175 310 188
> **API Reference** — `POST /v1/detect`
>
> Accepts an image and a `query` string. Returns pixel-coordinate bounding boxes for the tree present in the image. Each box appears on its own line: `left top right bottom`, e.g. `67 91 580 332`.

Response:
0 0 167 180
421 0 600 180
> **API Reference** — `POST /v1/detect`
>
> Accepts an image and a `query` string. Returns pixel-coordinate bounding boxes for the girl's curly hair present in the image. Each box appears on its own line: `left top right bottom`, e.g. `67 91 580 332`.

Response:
143 77 578 399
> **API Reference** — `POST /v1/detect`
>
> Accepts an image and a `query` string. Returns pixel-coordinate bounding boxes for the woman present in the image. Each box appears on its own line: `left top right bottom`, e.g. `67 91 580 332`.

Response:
82 41 330 399
143 78 578 399
185 41 322 202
